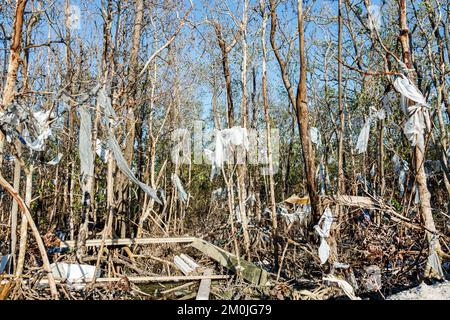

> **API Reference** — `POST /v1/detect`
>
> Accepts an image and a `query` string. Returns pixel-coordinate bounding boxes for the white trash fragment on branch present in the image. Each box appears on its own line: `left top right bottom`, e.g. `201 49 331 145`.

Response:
95 138 109 163
47 153 63 165
323 275 361 300
392 154 409 196
21 109 54 151
393 75 431 152
171 173 189 203
355 107 385 154
79 105 94 182
204 126 249 179
314 207 334 264
107 134 160 204
310 127 321 146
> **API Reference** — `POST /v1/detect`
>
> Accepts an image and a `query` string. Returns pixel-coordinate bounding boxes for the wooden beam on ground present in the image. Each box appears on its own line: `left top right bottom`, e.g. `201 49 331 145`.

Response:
59 237 196 248
37 274 230 286
190 238 269 286
196 269 213 300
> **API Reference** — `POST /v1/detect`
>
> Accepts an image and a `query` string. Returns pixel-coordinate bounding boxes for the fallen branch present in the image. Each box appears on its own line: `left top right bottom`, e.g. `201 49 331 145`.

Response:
0 173 59 299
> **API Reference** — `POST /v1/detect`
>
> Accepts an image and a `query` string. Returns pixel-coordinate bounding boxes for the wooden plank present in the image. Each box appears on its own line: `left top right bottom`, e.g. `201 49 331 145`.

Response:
196 269 212 300
60 237 196 248
180 254 200 271
37 274 229 285
190 238 269 286
174 256 194 275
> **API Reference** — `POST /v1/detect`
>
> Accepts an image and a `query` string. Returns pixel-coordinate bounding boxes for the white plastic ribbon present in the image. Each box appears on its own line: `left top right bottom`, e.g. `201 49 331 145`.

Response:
314 208 334 264
204 126 249 179
355 107 385 154
171 173 189 203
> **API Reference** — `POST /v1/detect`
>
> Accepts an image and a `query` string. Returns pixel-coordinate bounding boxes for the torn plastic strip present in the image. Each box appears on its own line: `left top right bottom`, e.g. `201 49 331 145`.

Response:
47 153 63 166
79 104 94 182
314 207 334 264
171 173 188 203
96 86 160 204
355 107 385 154
106 134 160 204
393 76 431 152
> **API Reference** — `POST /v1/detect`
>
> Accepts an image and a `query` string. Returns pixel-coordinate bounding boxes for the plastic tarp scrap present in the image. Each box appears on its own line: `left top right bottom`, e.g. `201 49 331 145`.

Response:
393 75 431 152
310 127 321 146
47 153 63 165
106 134 160 204
356 107 385 154
204 126 249 179
323 275 361 300
97 85 160 204
79 105 94 182
171 173 189 203
314 207 333 264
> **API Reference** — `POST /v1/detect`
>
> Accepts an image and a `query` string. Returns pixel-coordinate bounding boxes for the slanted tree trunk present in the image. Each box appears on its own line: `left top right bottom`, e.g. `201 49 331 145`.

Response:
260 0 279 270
398 0 443 278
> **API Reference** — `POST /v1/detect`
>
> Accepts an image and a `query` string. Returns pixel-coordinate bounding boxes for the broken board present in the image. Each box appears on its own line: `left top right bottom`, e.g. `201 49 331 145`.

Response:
190 238 268 286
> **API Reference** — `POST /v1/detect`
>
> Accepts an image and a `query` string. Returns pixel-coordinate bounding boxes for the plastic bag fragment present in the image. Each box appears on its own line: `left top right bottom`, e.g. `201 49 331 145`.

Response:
79 105 94 181
393 76 431 152
171 173 188 203
97 86 160 204
314 208 334 264
47 153 63 165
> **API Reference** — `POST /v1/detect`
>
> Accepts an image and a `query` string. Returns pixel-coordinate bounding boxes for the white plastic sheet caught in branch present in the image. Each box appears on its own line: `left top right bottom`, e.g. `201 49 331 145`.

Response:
314 207 334 264
310 127 321 146
171 173 189 203
47 153 63 166
96 138 109 163
355 107 385 154
323 275 361 300
393 75 431 152
204 126 249 179
97 85 160 204
79 105 94 182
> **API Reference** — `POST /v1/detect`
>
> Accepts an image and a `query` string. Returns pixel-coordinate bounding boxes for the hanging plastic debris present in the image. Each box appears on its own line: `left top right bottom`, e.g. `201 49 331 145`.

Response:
97 86 160 204
171 173 189 203
314 207 334 264
204 126 249 179
95 138 109 163
393 75 431 152
47 153 63 166
355 107 385 154
79 105 94 182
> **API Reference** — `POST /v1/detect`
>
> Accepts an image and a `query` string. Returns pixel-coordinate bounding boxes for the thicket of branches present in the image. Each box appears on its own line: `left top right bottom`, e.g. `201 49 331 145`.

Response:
0 0 449 299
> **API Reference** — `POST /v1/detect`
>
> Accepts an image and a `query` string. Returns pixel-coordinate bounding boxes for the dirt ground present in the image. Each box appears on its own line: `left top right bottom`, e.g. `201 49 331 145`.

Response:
387 282 450 300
